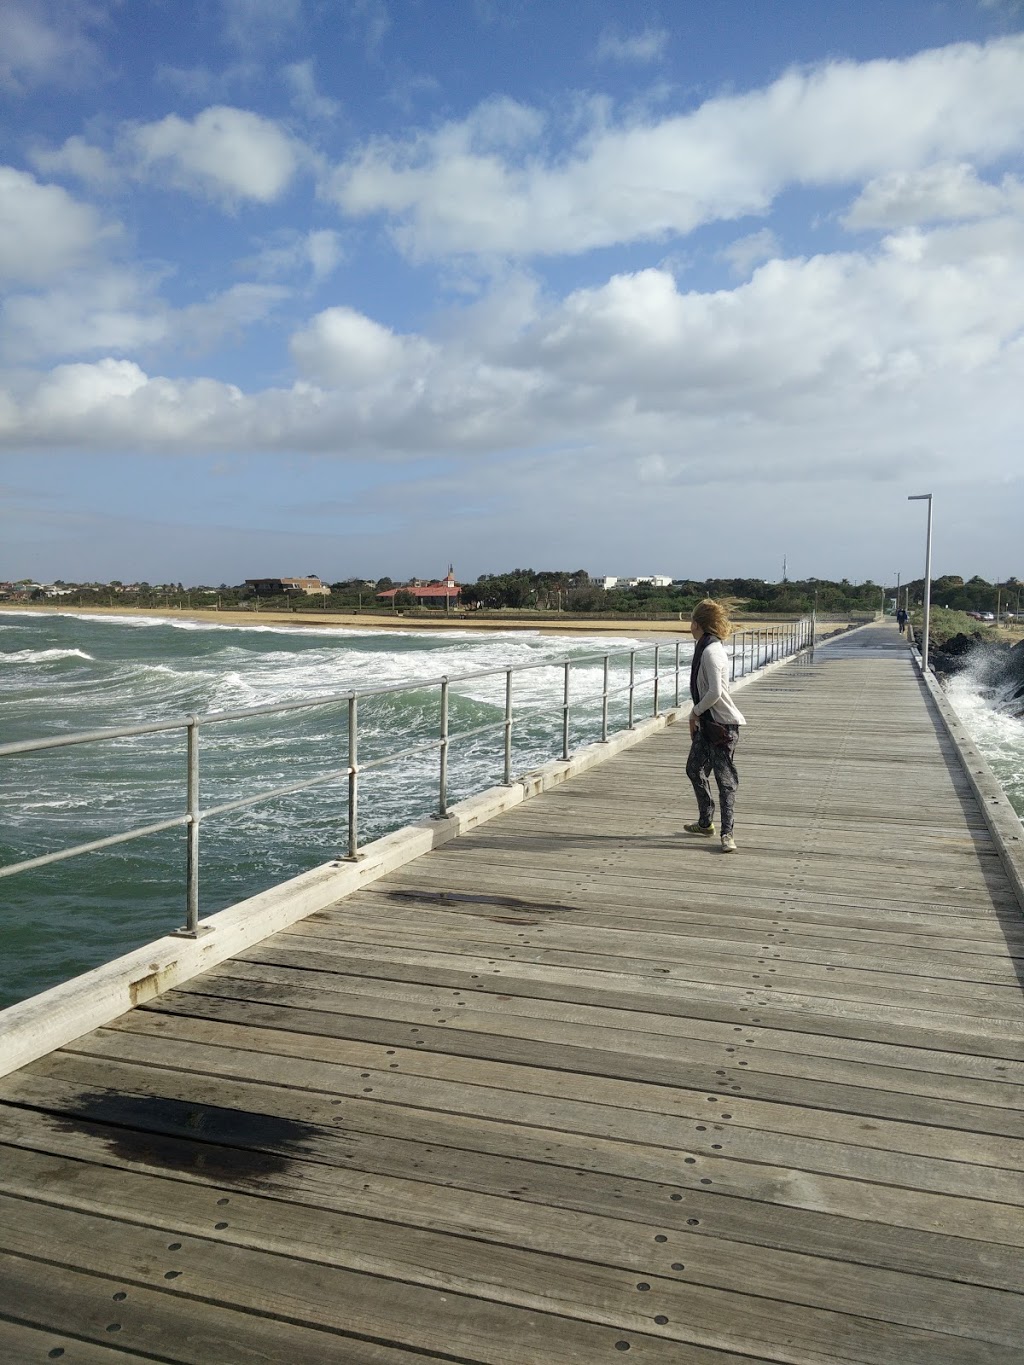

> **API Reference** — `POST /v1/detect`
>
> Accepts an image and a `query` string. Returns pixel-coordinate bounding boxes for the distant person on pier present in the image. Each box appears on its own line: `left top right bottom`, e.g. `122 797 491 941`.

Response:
896 607 908 634
684 599 746 853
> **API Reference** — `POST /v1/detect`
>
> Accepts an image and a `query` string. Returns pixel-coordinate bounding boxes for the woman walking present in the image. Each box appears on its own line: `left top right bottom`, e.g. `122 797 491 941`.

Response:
684 599 745 852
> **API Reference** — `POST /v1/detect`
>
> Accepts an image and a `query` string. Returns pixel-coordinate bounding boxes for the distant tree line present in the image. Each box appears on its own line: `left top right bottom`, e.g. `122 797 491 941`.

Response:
21 571 1021 617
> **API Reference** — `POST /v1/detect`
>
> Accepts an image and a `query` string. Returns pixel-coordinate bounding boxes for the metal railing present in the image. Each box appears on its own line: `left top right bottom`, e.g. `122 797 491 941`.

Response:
1 620 812 938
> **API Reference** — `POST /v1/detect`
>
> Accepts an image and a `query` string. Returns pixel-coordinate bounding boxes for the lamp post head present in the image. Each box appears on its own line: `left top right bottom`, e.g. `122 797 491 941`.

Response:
907 493 932 502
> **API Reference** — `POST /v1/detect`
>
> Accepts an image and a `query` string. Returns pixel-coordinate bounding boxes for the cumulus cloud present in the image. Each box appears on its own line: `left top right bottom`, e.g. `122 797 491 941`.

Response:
1 268 289 365
0 167 112 285
131 106 302 204
29 134 117 188
0 1 103 93
843 163 1024 228
4 216 1024 486
1 269 168 363
328 36 1024 258
595 28 669 64
290 306 436 385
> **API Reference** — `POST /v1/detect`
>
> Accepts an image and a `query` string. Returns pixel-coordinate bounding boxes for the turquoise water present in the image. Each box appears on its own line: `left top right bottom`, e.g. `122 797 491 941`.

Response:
1 612 674 1008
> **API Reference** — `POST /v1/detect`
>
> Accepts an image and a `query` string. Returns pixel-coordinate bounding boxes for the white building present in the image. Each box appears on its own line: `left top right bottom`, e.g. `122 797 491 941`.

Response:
596 575 674 590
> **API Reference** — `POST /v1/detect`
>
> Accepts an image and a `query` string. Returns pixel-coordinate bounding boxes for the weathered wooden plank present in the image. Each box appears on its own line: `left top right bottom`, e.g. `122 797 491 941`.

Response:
0 1318 147 1363
186 962 1024 1101
235 938 1024 1060
0 1251 457 1364
147 985 1024 1133
10 1060 1023 1244
95 1012 1024 1176
3 1102 1017 1294
237 937 1024 1050
3 1143 1019 1349
284 910 1024 994
0 1197 787 1365
342 884 1024 957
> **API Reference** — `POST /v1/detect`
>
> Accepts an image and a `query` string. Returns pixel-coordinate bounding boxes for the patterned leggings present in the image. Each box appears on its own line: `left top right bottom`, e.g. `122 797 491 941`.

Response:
686 723 740 836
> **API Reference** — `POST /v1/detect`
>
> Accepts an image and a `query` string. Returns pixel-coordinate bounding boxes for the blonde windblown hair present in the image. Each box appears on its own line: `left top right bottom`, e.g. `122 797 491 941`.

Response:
691 598 733 640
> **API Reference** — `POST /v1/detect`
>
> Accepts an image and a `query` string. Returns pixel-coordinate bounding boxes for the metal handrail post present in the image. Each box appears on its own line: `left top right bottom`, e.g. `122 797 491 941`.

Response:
438 678 450 816
180 716 200 936
600 656 610 742
561 660 571 761
502 669 513 784
346 694 359 858
653 645 661 717
674 642 680 707
627 651 636 729
730 634 736 682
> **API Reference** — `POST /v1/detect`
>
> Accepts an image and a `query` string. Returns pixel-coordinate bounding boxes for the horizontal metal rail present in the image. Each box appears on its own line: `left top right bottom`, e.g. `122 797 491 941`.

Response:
2 620 811 941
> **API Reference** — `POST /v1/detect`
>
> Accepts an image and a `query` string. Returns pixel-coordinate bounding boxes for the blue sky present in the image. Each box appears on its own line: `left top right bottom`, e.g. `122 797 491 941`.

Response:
2 0 1023 586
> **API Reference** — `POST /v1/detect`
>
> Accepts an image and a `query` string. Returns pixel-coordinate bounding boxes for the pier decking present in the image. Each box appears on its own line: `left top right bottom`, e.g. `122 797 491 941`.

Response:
1 625 1022 1363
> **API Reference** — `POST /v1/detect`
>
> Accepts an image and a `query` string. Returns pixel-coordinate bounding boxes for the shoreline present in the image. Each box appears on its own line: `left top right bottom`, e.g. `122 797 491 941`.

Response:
0 602 828 640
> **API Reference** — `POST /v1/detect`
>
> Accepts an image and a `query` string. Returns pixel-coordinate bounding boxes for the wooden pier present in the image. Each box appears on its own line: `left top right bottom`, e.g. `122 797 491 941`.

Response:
1 624 1022 1363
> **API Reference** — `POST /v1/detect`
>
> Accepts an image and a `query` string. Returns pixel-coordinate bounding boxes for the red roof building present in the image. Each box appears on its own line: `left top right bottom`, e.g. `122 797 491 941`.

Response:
377 566 460 607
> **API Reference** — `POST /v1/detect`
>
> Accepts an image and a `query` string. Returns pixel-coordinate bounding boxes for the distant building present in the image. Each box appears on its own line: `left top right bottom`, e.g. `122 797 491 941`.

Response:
377 566 461 608
246 576 330 597
593 575 673 590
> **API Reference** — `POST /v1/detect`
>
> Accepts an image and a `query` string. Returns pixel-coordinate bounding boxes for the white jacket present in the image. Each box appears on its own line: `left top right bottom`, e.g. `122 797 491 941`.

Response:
691 637 746 726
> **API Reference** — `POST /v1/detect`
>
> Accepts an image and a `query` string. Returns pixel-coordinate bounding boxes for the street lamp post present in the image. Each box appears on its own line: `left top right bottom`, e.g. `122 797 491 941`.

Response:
907 494 933 670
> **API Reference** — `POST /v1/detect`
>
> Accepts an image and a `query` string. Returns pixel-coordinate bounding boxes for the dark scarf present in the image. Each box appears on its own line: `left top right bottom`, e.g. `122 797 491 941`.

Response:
690 632 714 705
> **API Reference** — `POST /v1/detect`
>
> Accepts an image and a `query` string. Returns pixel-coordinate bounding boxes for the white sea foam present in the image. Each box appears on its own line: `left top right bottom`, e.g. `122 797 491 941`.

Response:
2 647 94 663
945 668 1024 815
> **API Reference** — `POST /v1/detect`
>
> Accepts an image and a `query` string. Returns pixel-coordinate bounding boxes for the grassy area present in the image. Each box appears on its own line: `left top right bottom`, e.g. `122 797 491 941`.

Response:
912 608 1015 649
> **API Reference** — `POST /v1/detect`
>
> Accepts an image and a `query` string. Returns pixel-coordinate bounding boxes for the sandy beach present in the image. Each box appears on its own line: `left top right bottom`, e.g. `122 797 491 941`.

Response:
0 602 833 640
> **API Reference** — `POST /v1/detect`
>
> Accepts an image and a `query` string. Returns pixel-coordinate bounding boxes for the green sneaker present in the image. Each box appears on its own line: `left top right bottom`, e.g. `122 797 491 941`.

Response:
721 834 737 853
683 822 715 836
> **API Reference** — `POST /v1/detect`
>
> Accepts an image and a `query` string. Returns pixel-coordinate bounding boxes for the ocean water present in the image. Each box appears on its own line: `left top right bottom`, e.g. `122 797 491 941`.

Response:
944 655 1024 819
1 611 684 1008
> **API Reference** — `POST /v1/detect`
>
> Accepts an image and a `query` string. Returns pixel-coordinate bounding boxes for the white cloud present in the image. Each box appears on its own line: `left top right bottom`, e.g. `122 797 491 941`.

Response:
176 283 290 349
29 134 117 188
329 36 1024 258
0 1 102 93
595 28 669 64
345 0 392 56
1 268 289 365
719 228 781 276
155 61 261 102
290 306 436 385
282 59 342 121
131 106 302 204
222 0 303 52
844 163 1024 229
244 228 345 283
0 167 111 285
3 216 1024 487
1 269 168 363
